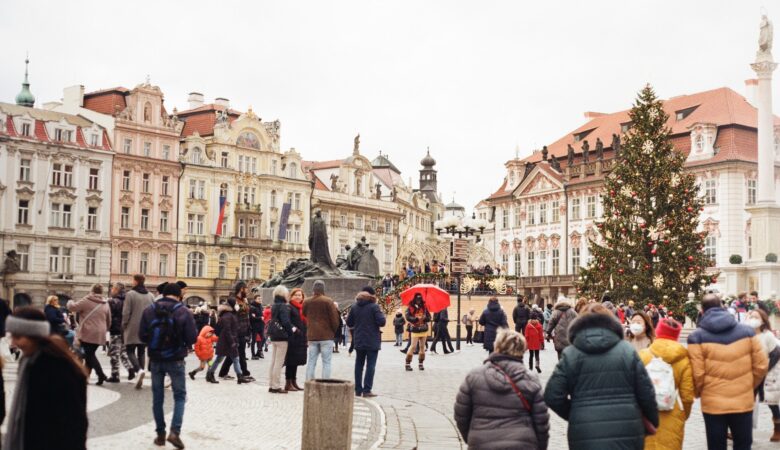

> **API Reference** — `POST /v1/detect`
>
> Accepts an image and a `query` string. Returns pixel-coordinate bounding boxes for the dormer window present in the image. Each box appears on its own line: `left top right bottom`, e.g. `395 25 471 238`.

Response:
675 106 698 121
21 122 31 136
54 129 72 142
620 122 632 133
90 134 99 146
695 134 704 152
191 147 203 164
573 129 594 142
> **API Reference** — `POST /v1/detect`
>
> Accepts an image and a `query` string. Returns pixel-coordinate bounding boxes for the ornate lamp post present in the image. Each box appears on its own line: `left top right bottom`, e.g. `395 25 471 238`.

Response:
434 213 487 350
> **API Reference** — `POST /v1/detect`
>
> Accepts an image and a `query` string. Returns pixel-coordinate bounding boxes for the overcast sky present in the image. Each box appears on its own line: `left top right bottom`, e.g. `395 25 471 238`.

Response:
1 1 776 211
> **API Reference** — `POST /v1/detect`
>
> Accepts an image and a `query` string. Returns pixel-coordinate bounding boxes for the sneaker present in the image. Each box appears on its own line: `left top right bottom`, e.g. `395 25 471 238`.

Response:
128 369 136 381
106 376 120 383
536 366 541 373
221 375 235 380
363 392 377 398
153 434 166 446
135 370 146 389
167 433 185 449
251 356 260 360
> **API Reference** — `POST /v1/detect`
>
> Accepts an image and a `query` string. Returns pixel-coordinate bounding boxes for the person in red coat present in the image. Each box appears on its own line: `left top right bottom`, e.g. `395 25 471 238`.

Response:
524 319 544 373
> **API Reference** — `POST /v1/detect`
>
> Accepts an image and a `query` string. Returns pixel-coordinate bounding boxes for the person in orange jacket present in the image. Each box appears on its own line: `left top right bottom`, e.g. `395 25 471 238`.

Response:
189 325 218 381
524 318 544 373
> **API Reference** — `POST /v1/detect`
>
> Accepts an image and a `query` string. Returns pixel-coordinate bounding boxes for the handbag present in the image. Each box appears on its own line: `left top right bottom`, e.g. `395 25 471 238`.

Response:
474 326 485 343
267 319 288 341
491 363 538 436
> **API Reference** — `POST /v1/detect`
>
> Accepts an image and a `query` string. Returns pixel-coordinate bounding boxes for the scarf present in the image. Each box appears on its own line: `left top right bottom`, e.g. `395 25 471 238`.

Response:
132 284 149 295
5 350 41 449
291 300 307 325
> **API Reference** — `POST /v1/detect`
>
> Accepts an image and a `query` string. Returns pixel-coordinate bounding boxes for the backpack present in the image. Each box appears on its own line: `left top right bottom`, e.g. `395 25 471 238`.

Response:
645 349 677 411
461 314 468 325
147 302 184 360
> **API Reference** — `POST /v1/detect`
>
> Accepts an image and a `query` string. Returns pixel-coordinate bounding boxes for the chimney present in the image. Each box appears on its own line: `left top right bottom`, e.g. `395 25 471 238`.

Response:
63 85 85 108
188 92 204 109
583 111 605 119
744 79 758 107
214 97 230 108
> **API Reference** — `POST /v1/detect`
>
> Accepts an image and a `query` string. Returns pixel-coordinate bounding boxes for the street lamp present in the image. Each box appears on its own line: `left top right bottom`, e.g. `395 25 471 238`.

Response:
434 213 487 350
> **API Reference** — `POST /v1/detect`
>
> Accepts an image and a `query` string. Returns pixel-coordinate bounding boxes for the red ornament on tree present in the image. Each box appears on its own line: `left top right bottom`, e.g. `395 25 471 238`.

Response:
686 206 693 212
618 269 625 274
640 223 647 229
651 249 657 255
687 256 694 262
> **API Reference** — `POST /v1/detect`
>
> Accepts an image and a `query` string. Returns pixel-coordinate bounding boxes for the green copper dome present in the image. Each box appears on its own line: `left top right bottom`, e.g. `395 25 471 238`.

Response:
15 58 35 107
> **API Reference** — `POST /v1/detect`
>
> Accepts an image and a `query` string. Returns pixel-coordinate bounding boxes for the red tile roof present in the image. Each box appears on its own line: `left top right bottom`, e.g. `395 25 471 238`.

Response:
303 159 344 170
34 120 49 141
83 88 129 115
487 179 510 200
311 173 329 191
178 104 241 137
0 103 112 151
5 116 16 137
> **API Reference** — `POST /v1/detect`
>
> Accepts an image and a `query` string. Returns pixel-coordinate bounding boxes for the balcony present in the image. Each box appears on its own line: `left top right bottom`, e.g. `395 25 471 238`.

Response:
187 235 208 244
235 203 262 214
49 273 74 282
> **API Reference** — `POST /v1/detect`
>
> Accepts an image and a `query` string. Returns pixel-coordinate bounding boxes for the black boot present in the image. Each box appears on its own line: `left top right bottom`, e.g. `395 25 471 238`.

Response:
188 370 197 381
206 372 219 384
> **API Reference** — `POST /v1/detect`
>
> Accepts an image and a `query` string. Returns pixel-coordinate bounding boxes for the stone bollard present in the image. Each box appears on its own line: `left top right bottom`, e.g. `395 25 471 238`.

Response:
301 379 355 450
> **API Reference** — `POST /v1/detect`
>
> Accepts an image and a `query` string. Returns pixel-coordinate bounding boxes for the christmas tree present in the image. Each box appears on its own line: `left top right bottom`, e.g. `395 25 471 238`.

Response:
578 85 716 314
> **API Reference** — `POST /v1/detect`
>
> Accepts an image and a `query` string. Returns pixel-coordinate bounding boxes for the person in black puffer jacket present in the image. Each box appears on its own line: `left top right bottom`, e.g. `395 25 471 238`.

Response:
249 295 265 359
218 282 252 380
207 298 251 384
479 297 508 353
512 296 530 334
106 283 132 383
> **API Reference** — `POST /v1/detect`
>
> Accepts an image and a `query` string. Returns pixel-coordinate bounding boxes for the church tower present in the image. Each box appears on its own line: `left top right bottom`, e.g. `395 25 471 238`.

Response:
419 148 439 203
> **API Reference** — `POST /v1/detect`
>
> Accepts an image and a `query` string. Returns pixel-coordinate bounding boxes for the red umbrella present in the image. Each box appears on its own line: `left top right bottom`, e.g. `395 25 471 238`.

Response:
400 284 451 313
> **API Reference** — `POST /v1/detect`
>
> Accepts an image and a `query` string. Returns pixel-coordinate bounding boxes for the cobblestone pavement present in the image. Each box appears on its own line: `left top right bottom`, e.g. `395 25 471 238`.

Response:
2 341 778 449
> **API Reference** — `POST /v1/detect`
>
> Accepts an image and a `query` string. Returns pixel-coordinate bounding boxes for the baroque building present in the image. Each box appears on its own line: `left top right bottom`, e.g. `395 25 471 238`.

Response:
175 94 310 304
0 61 113 306
478 85 780 300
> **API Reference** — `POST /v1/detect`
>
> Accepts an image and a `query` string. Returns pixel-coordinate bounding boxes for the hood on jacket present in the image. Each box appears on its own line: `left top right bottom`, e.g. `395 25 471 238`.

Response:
217 304 234 315
356 292 376 304
645 337 688 365
198 325 215 338
482 354 529 394
84 293 107 304
132 285 149 295
487 301 501 312
568 312 624 354
554 300 572 311
698 307 740 334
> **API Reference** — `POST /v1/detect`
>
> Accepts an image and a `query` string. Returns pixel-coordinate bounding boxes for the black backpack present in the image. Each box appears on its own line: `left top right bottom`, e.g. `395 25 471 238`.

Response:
147 302 184 360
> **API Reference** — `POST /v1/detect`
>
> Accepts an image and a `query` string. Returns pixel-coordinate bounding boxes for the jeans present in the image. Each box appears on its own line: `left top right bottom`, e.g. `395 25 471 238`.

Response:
208 355 242 377
250 331 263 356
125 344 146 372
354 349 378 395
82 342 107 379
151 360 187 435
219 335 249 377
395 332 403 346
108 335 132 377
465 325 473 344
306 340 335 381
703 411 752 450
268 341 288 390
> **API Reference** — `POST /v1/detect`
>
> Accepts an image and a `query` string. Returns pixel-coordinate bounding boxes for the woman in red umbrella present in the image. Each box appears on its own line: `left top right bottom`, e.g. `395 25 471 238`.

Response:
404 293 431 371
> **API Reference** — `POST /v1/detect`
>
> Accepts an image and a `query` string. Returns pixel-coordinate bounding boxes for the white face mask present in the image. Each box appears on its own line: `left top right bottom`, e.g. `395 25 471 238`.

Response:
629 323 645 336
745 318 762 329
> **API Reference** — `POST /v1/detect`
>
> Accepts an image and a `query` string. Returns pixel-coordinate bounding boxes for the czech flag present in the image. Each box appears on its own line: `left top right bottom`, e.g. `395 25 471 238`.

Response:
215 196 227 236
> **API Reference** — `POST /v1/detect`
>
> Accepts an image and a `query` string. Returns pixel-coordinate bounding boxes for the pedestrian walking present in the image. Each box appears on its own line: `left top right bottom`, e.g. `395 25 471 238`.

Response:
524 318 544 373
190 325 218 381
512 296 530 334
744 309 780 441
544 303 659 449
626 310 655 352
393 312 405 346
545 296 577 360
139 282 198 449
687 293 768 450
303 280 340 381
430 308 454 354
106 282 132 383
123 274 155 388
267 286 295 394
285 288 308 391
263 304 272 353
194 304 210 332
638 318 694 450
67 283 111 385
463 308 476 346
346 287 386 397
208 298 250 384
44 294 73 345
454 328 550 449
219 282 252 379
404 293 431 371
250 295 265 359
4 307 87 450
479 297 508 353
542 303 553 331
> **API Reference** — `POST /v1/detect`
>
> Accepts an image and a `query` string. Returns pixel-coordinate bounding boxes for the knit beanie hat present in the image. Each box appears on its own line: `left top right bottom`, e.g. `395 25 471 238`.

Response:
163 282 182 298
655 318 682 341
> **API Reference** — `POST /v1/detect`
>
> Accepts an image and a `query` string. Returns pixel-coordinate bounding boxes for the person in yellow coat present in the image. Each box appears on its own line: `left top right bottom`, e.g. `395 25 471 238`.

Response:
639 318 695 450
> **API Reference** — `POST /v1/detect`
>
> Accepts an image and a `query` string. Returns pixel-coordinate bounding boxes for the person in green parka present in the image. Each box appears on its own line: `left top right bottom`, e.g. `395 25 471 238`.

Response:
543 302 659 450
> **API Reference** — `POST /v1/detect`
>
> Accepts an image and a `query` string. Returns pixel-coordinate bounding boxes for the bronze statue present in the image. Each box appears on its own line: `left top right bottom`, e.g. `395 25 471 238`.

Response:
309 211 336 270
330 173 339 191
595 138 604 161
1 250 20 275
375 183 382 199
567 144 575 167
541 145 548 161
581 140 590 164
550 157 561 172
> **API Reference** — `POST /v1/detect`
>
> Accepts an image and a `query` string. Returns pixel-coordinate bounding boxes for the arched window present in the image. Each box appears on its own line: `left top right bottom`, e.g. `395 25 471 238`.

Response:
241 255 258 280
218 253 228 279
289 162 298 179
695 134 704 153
268 257 276 278
143 102 152 123
270 190 277 208
186 252 205 277
219 183 228 198
191 147 203 164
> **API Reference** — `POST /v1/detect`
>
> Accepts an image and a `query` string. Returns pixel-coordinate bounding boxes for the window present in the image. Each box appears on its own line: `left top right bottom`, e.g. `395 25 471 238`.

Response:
49 247 71 274
162 176 169 196
286 224 301 243
17 200 29 225
142 173 151 193
140 209 150 230
384 245 392 269
340 214 347 227
122 170 131 190
16 244 29 271
123 138 132 154
221 152 229 168
248 219 258 238
198 180 205 199
187 214 205 235
551 200 560 222
289 162 298 179
527 204 535 225
189 179 197 199
54 129 71 142
162 145 170 160
705 236 717 264
88 168 99 190
87 207 98 230
52 163 73 187
371 218 378 231
294 193 301 211
238 218 247 238
586 196 596 218
539 250 547 276
21 123 31 136
269 257 277 278
747 179 757 205
502 208 509 228
139 252 149 275
90 134 99 146
19 159 31 181
160 211 169 232
271 160 277 175
119 207 130 228
527 251 535 277
270 190 277 208
539 203 548 224
50 203 72 228
191 147 202 164
385 221 392 234
241 255 258 279
502 254 509 272
250 157 257 174
49 247 59 273
572 247 581 275
218 254 228 279
514 254 522 276
552 248 560 275
159 254 169 277
186 252 205 278
356 215 364 230
143 142 151 157
270 221 277 239
119 251 129 274
86 249 96 276
571 198 581 220
703 179 717 205
514 207 522 228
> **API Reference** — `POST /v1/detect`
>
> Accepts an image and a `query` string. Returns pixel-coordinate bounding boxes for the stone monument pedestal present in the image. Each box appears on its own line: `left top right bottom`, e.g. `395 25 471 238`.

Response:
256 276 374 310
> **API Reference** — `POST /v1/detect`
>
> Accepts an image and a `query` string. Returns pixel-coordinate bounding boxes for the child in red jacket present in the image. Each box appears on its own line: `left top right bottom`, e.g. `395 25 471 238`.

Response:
524 319 544 373
189 325 218 381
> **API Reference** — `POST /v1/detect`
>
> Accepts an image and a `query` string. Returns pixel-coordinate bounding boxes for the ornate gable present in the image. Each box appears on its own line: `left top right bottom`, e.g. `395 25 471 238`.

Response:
514 166 563 198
